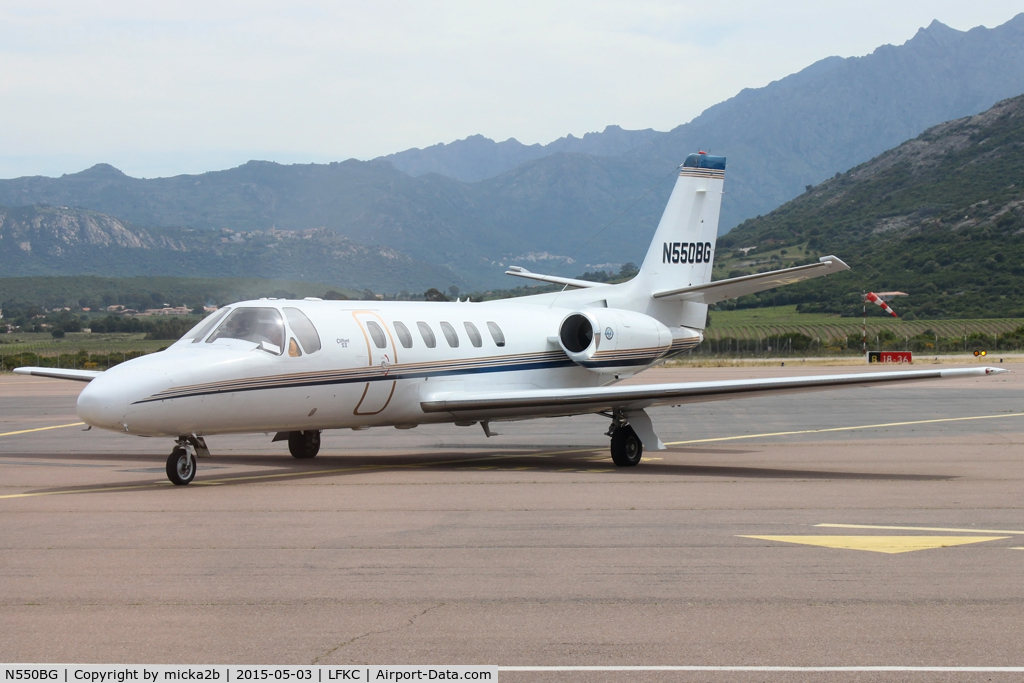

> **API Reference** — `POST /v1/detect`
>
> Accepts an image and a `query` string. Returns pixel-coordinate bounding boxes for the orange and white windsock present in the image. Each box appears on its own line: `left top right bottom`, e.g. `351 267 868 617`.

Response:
865 292 898 317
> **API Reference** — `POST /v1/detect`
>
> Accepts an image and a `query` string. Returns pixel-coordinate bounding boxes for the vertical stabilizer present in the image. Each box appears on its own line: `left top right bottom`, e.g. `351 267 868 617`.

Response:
634 153 725 328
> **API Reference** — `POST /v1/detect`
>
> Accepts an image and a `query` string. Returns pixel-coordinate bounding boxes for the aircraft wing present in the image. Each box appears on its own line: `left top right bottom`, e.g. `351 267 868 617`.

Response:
653 255 849 303
421 366 1005 420
13 367 102 382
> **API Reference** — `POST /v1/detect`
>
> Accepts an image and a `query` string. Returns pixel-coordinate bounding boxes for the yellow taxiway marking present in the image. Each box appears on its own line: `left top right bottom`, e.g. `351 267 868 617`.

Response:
665 411 1024 446
740 535 1008 554
817 523 1024 535
0 422 85 438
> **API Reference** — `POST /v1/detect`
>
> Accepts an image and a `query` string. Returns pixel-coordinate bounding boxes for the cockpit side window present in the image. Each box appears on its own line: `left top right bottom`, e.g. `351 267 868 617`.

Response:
206 307 285 353
283 307 321 354
185 307 231 343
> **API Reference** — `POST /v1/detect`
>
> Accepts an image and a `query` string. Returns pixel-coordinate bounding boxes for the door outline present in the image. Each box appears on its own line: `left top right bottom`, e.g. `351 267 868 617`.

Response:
352 311 398 416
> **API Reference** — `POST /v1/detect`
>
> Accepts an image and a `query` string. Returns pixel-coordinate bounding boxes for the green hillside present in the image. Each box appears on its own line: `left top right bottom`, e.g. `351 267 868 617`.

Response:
716 94 1024 319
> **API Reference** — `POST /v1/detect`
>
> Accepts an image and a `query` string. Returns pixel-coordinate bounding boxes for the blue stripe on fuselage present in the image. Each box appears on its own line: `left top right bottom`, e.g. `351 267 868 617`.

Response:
131 355 581 404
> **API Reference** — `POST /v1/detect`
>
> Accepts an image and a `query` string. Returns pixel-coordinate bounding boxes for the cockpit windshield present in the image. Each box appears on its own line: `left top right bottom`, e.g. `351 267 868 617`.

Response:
206 307 285 354
182 307 231 344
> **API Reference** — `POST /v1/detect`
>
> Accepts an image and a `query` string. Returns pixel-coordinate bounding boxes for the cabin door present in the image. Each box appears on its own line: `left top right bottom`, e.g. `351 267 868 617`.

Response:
351 311 397 415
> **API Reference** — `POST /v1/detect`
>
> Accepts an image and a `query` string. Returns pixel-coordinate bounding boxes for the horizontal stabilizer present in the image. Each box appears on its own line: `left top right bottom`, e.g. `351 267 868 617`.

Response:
422 367 1005 419
653 255 849 303
505 266 606 289
13 367 102 382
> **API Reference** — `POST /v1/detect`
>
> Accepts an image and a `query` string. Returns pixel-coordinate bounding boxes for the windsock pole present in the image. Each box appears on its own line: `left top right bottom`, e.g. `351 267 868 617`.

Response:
862 292 898 355
862 294 867 354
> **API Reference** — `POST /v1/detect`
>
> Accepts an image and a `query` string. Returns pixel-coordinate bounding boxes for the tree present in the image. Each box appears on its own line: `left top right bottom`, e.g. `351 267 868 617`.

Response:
424 288 449 302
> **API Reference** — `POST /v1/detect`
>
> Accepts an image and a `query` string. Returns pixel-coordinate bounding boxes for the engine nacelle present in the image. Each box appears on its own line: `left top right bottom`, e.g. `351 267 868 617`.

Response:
558 309 677 375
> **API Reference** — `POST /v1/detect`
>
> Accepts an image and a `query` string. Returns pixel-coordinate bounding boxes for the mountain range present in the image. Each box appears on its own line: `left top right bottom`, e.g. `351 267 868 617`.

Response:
0 204 467 292
1 14 1023 290
713 93 1024 319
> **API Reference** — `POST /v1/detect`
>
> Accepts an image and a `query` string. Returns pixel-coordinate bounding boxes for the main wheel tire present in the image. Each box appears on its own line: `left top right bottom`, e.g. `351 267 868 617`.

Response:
610 425 643 467
166 446 196 485
288 430 321 459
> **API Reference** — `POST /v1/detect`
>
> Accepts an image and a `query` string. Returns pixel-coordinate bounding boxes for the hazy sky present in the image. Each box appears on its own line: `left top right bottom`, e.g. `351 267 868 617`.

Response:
1 1 1021 179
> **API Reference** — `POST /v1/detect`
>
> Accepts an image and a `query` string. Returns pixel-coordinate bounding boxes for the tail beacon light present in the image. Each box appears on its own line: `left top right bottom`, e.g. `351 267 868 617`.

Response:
558 309 673 374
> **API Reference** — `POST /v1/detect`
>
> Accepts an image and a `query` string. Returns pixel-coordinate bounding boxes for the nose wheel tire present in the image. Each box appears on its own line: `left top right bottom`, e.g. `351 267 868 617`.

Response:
166 446 197 485
610 425 643 467
289 430 321 459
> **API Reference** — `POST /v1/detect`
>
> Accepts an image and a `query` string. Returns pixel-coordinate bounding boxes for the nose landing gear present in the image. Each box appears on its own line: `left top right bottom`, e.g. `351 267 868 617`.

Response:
165 435 210 485
166 446 196 485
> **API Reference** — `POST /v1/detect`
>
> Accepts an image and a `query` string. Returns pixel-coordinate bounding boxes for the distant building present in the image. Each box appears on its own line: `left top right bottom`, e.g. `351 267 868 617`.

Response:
138 306 192 317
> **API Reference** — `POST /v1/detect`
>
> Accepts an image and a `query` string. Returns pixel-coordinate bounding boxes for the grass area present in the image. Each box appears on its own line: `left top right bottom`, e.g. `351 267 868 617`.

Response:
709 305 840 326
0 332 170 356
705 305 1024 343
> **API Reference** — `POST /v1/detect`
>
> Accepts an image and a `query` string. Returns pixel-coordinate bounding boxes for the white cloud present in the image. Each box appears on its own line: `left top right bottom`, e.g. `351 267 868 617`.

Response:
0 0 1021 177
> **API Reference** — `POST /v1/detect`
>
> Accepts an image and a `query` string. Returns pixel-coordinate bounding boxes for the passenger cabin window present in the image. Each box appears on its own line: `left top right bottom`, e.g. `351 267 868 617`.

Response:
207 307 285 354
186 307 230 343
464 322 482 348
440 321 459 348
283 307 321 354
365 320 388 349
487 321 506 347
393 321 413 349
417 322 436 348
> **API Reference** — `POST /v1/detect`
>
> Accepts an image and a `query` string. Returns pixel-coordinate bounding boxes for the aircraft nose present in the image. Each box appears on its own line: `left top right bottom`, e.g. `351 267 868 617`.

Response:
77 372 129 431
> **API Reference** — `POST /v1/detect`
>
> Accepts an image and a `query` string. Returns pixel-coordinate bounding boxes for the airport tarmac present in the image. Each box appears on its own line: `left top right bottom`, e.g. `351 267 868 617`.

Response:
1 364 1022 681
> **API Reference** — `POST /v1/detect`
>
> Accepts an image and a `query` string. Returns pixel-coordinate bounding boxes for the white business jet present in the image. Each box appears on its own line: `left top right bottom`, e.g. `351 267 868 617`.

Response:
15 152 1005 485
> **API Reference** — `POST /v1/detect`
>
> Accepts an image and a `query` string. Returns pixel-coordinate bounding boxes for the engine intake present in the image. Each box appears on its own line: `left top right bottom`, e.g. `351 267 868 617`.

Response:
557 309 682 375
559 313 594 353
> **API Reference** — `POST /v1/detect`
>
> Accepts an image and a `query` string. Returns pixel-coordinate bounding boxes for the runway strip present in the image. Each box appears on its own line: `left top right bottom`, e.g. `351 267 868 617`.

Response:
2 409 1022 501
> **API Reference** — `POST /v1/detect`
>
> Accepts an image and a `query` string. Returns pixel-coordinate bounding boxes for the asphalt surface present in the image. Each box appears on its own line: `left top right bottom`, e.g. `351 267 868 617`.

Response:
1 363 1022 681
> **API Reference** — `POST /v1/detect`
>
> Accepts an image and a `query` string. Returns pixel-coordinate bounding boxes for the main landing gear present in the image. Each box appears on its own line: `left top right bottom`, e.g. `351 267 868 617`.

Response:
288 430 321 459
166 435 209 485
607 413 643 467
